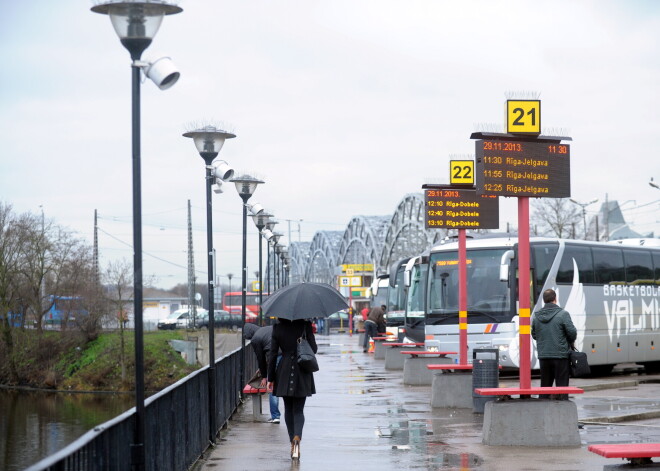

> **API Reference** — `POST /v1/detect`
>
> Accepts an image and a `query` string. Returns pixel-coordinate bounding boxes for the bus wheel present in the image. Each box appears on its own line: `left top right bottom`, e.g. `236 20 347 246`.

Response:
643 361 660 374
589 364 614 377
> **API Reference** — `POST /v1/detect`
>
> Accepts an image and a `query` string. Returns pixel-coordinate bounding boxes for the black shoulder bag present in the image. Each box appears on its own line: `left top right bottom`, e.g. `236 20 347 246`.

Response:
297 330 319 373
568 345 590 377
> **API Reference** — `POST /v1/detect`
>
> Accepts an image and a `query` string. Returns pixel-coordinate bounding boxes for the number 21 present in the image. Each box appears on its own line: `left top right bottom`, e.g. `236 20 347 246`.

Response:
512 107 536 126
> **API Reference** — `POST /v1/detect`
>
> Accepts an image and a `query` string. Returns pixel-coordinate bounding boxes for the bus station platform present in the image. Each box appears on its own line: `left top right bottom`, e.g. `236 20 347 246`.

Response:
193 333 660 471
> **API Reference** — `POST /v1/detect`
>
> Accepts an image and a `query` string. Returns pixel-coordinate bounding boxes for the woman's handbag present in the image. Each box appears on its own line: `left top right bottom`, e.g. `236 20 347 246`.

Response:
297 331 319 373
568 346 590 377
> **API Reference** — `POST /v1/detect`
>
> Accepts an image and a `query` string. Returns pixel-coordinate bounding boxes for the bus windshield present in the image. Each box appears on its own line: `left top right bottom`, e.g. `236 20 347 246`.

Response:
428 248 511 324
386 267 406 325
407 263 427 320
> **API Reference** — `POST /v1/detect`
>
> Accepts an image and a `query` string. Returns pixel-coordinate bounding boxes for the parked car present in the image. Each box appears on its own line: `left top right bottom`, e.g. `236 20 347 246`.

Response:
157 308 208 330
197 310 243 331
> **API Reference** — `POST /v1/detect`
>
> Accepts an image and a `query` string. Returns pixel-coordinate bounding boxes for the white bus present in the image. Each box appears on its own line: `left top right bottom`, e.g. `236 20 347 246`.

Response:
421 236 660 374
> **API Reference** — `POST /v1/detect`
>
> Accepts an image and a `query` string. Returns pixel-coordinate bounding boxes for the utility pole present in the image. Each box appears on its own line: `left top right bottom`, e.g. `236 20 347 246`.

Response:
187 200 197 326
570 198 598 240
93 209 100 285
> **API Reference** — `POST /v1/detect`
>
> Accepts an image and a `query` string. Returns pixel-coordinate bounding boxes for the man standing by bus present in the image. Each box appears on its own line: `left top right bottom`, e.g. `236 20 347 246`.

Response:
531 289 577 397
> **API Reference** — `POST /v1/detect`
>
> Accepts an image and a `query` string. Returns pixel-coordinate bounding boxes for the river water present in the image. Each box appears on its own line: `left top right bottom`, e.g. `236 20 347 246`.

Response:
0 388 134 470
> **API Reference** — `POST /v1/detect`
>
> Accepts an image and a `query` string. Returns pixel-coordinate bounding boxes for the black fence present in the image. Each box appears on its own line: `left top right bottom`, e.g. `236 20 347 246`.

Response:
26 344 258 471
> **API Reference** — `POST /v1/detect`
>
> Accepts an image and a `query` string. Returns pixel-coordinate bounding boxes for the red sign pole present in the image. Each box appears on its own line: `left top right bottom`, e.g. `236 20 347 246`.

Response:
458 228 468 365
348 289 353 336
518 197 531 389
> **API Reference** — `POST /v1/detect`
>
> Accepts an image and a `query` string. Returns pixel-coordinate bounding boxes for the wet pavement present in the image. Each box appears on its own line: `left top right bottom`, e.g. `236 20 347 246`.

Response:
192 333 660 471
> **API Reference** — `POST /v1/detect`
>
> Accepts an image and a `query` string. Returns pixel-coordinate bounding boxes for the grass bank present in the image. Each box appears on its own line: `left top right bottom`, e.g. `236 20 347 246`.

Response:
0 329 198 392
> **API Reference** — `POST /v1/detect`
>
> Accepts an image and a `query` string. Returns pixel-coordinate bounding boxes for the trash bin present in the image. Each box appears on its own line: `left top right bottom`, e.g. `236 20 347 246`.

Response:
472 348 499 413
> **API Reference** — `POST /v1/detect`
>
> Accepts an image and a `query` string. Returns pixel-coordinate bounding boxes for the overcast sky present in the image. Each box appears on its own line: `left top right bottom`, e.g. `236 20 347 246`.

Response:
1 0 659 290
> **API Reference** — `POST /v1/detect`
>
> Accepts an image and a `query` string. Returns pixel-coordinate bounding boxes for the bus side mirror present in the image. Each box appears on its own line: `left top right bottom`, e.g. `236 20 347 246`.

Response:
500 250 515 282
404 270 411 287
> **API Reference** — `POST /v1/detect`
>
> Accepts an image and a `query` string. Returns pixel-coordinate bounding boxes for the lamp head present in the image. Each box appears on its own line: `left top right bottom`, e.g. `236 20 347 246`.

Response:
183 125 236 165
91 1 182 60
231 174 265 201
265 219 278 231
252 211 272 229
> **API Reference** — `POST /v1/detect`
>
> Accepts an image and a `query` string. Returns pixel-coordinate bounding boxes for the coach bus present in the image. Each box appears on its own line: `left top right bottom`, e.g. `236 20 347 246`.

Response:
422 236 660 374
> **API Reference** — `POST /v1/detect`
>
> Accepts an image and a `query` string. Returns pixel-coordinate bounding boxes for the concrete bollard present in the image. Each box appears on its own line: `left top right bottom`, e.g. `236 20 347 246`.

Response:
374 339 389 359
385 346 420 370
430 371 473 408
403 356 452 385
482 399 580 447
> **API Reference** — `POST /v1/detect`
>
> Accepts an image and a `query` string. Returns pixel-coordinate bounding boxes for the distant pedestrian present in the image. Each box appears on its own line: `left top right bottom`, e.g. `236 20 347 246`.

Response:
361 306 369 321
363 304 386 353
531 289 577 399
250 325 281 423
268 319 317 460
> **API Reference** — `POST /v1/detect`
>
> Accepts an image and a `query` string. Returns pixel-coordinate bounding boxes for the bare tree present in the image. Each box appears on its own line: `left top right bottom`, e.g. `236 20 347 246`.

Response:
104 259 133 383
59 243 107 339
15 214 81 332
0 203 23 382
531 198 581 238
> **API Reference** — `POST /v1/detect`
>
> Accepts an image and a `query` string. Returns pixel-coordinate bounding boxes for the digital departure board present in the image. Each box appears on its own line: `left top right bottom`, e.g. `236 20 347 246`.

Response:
423 185 499 229
475 139 571 197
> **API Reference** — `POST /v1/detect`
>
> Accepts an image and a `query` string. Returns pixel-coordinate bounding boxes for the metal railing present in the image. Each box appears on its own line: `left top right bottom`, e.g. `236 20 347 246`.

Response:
26 344 257 471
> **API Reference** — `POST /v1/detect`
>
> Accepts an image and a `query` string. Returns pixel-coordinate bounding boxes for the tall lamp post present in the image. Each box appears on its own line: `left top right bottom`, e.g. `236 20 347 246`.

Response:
264 219 278 295
273 241 284 289
231 174 264 392
570 198 598 240
91 3 181 469
251 211 272 326
227 273 234 297
280 246 289 286
183 125 235 443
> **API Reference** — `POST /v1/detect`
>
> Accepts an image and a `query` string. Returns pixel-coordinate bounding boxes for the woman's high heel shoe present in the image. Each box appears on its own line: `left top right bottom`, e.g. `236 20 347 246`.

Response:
291 436 301 460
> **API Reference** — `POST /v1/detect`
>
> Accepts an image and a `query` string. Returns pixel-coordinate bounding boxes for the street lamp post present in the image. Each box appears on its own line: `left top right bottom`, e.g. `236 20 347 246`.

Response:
183 125 235 443
570 198 598 240
91 2 181 469
231 174 264 392
280 246 289 286
227 273 234 297
264 219 278 296
251 211 272 326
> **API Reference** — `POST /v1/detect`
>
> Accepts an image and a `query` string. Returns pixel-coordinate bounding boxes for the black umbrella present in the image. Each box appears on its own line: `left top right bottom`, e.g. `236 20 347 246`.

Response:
261 282 348 321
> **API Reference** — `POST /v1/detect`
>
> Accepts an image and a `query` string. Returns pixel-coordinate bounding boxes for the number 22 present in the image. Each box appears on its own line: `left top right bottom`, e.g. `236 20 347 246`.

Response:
452 165 471 180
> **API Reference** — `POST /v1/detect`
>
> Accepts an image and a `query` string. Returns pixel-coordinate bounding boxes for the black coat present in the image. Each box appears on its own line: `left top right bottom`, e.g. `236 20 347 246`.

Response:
267 320 317 398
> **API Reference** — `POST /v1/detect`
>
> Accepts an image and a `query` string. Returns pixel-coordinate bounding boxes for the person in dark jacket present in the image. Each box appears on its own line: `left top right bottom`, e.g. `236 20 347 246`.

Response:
531 288 577 397
250 325 281 423
363 305 386 352
267 319 317 460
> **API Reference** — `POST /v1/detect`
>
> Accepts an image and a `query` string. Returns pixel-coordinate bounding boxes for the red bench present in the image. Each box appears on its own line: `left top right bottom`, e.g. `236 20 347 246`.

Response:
384 342 424 347
588 443 660 465
242 384 271 420
474 386 584 398
428 364 473 370
401 350 457 358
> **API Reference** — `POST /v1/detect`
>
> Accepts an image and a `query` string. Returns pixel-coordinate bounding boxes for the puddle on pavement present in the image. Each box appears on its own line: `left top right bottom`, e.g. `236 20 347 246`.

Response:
428 452 483 469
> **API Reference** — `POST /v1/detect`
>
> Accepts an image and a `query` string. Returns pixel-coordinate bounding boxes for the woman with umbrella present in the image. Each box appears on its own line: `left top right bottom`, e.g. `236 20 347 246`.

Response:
264 282 347 460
